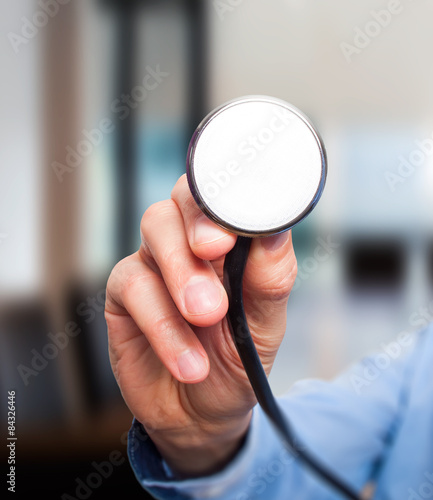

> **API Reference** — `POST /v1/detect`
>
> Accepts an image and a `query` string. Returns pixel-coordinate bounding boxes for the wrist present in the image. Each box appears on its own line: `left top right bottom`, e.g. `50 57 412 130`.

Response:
150 410 252 478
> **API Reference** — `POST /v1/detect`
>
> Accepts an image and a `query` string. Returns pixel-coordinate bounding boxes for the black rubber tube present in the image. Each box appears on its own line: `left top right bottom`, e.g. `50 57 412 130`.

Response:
223 235 361 500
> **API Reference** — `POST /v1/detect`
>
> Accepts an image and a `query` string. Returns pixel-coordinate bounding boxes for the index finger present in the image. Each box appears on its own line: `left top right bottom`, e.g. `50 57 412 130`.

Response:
171 175 237 261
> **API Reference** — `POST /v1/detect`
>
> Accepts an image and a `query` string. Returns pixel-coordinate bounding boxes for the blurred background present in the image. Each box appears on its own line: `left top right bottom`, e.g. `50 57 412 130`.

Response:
2 0 433 498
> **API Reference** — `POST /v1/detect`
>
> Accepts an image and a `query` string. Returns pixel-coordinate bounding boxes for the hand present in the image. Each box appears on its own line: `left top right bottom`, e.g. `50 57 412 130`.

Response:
105 175 297 476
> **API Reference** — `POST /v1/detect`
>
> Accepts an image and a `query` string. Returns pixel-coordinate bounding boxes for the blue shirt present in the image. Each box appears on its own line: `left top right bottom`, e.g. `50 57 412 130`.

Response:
127 327 433 499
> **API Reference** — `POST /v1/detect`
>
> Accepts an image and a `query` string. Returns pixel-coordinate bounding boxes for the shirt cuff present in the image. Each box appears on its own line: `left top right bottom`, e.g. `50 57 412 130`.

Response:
127 406 264 500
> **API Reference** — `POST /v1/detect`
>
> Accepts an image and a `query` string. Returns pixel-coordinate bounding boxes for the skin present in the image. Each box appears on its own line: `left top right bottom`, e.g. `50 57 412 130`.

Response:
105 174 298 477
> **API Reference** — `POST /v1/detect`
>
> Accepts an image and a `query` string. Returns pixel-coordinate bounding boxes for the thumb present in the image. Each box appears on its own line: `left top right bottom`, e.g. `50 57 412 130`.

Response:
241 231 297 359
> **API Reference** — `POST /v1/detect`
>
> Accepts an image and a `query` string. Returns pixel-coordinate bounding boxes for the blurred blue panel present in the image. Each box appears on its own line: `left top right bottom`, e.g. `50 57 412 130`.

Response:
136 121 187 219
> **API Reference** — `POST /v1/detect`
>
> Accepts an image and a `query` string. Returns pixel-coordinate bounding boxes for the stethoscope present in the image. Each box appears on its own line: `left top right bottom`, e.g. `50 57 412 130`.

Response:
186 96 361 500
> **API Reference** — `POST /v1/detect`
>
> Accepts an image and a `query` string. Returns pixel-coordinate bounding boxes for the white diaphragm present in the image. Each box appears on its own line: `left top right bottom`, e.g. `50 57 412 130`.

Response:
187 95 327 237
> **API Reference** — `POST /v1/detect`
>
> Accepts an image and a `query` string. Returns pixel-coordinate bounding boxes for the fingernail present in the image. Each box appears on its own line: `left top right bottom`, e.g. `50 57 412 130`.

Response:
194 214 227 246
261 232 288 252
184 278 223 315
178 350 207 381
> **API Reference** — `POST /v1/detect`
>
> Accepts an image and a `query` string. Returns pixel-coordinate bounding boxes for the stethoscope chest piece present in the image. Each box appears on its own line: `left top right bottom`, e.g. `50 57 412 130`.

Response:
187 95 327 237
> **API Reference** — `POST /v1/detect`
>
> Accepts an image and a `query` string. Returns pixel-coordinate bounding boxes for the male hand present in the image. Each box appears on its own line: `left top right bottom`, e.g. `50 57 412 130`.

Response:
105 175 297 476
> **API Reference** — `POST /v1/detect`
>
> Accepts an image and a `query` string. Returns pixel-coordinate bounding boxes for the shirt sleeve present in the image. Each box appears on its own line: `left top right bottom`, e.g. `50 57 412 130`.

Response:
128 332 421 500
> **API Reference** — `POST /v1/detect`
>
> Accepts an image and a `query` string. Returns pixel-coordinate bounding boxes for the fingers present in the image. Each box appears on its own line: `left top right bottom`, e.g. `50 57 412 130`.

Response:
170 174 297 329
106 174 297 385
140 198 228 327
106 253 210 383
171 175 237 261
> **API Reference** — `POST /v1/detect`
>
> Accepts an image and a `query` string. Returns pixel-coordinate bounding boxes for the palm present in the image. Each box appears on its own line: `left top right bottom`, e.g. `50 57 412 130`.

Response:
106 255 283 435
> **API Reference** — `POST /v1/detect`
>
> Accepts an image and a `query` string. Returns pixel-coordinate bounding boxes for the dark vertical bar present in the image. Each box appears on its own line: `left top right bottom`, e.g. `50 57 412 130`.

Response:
113 2 138 260
105 0 208 257
185 0 208 138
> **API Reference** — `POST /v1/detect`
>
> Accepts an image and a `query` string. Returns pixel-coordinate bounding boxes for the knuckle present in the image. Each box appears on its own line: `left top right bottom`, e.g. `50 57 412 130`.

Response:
171 178 201 230
123 271 149 299
105 254 143 313
269 265 297 301
248 254 298 303
183 195 201 221
160 244 184 270
105 265 118 298
106 256 130 298
151 314 180 342
271 254 297 300
171 174 187 199
140 199 177 240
